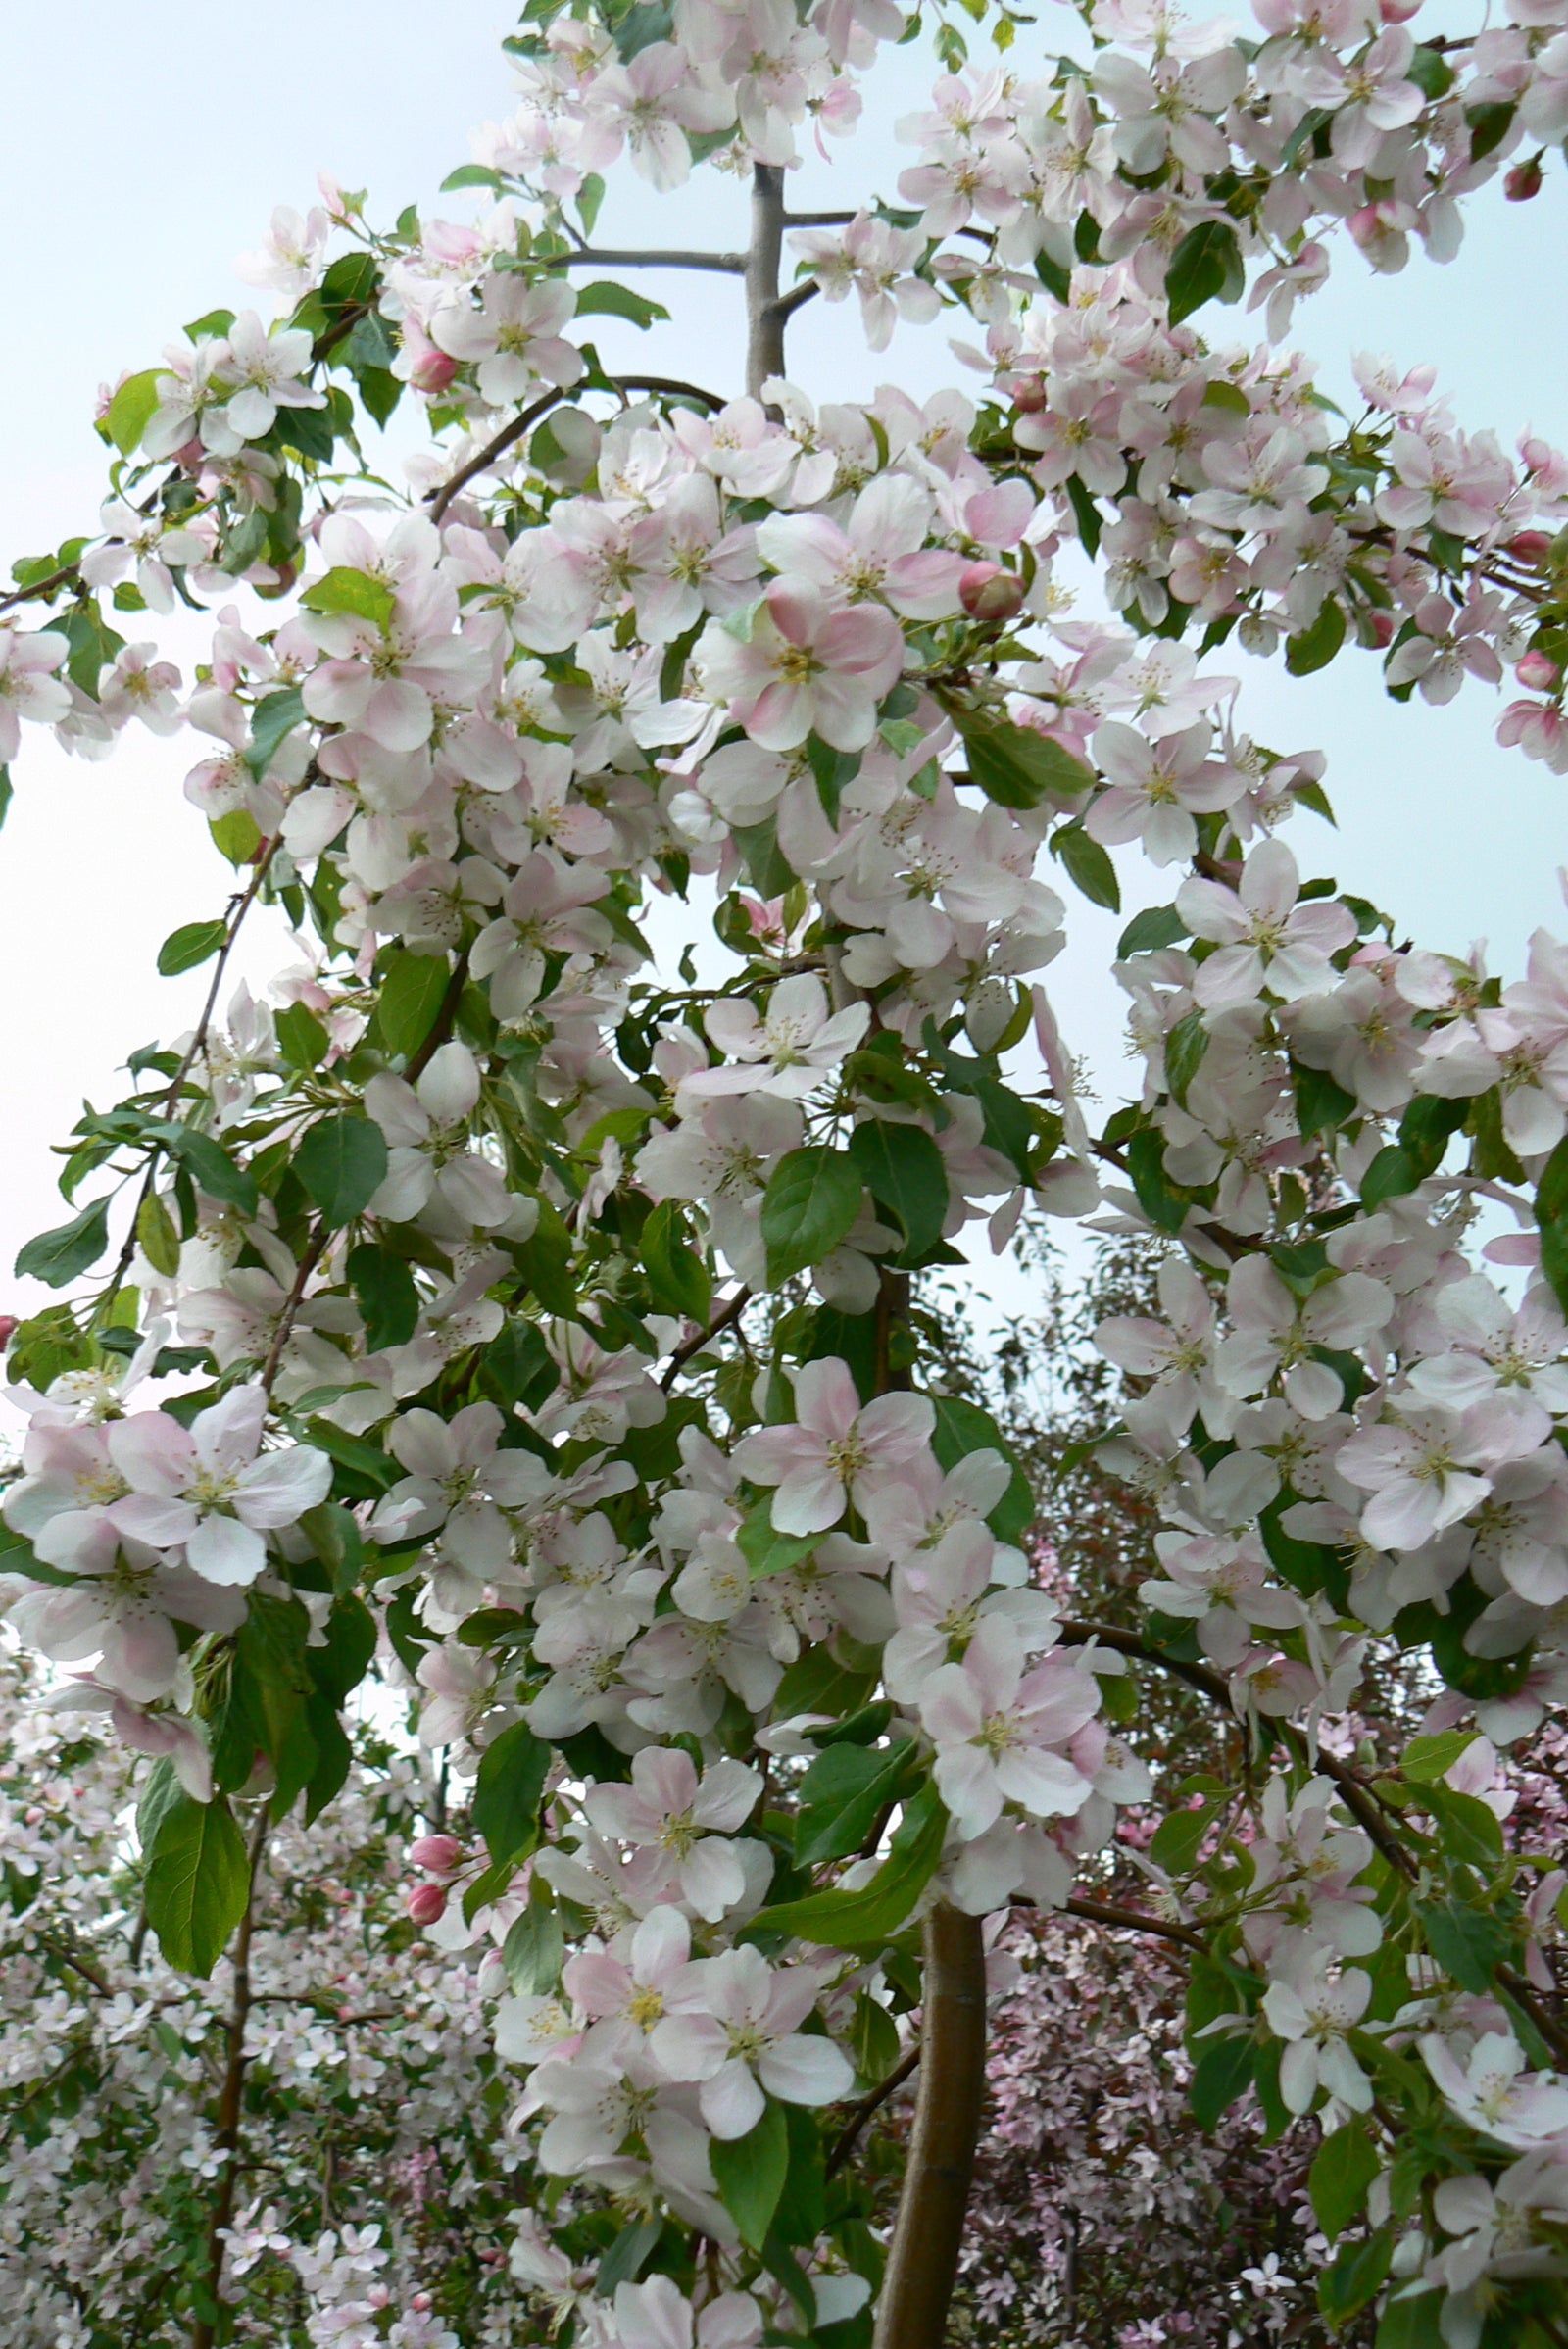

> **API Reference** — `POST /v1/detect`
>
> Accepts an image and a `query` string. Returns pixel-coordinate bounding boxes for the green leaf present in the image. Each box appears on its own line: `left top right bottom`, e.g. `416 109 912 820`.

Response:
1465 99 1514 160
1117 905 1187 958
275 1002 330 1070
440 164 510 192
797 1737 915 1865
1400 1730 1477 1784
1164 1010 1208 1107
807 733 860 825
143 1793 251 1978
731 815 796 898
1310 2119 1381 2240
1318 2228 1393 2326
710 2101 790 2250
503 1893 565 1994
105 369 163 456
1051 820 1120 912
1416 1899 1512 1994
62 601 125 697
376 950 453 1061
157 919 227 977
245 685 307 780
299 1503 365 1598
760 1148 863 1285
1165 220 1245 326
573 280 670 328
929 1394 1033 1542
1125 1129 1193 1237
137 1192 181 1278
135 1756 185 1858
595 2219 664 2298
1188 2035 1254 2129
16 1198 111 1287
1535 1132 1568 1322
847 1121 949 1260
1287 597 1347 677
955 708 1094 808
751 1784 947 1950
300 566 395 629
642 1199 712 1322
470 1721 551 1869
1294 1063 1358 1138
481 1315 559 1412
1373 2292 1446 2349
1406 42 1453 98
1150 1802 1217 1875
737 1496 820 1582
157 1127 259 1216
341 1243 419 1354
293 1116 389 1228
1361 1143 1418 1211
612 0 673 58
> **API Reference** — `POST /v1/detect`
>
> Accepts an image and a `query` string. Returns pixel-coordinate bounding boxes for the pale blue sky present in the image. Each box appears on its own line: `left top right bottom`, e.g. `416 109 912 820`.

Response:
1 2 1564 1326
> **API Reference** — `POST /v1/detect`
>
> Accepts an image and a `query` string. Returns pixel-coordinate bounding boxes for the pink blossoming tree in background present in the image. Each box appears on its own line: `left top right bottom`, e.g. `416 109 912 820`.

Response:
8 0 1568 2341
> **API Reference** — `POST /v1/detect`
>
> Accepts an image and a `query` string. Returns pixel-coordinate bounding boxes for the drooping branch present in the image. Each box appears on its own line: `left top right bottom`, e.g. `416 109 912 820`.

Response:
870 1905 988 2349
825 2043 922 2177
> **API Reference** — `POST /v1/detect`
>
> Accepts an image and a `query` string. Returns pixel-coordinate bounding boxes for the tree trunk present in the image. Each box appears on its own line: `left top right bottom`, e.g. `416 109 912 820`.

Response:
871 1903 989 2349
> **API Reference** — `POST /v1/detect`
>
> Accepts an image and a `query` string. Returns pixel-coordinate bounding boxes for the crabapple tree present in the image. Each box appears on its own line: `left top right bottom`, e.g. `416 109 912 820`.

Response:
8 0 1568 2343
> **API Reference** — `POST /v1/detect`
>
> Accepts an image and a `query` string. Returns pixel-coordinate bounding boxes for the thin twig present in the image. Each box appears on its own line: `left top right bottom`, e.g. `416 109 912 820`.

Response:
261 1225 329 1395
661 1286 752 1389
825 2043 921 2177
0 561 81 615
427 374 724 524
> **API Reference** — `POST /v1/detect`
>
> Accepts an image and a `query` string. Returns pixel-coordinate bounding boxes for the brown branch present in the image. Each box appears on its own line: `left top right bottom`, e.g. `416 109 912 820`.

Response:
1063 1894 1206 1954
1057 1618 1230 1709
0 561 81 614
768 280 820 327
427 375 724 524
191 1811 268 2349
825 2043 921 2177
871 1907 988 2349
260 1225 329 1395
746 164 788 403
661 1286 752 1389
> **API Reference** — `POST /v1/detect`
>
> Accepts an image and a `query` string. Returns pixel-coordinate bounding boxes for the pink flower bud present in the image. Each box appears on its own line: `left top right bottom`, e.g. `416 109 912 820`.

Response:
1506 158 1544 203
1379 0 1421 20
959 563 1026 625
1517 649 1560 692
409 1834 463 1875
406 1883 448 1925
0 1315 17 1352
1508 531 1553 568
1006 374 1048 416
1363 611 1396 649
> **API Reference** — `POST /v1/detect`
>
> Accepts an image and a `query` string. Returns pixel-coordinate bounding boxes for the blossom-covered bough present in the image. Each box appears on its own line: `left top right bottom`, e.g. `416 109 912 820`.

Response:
7 0 1568 2337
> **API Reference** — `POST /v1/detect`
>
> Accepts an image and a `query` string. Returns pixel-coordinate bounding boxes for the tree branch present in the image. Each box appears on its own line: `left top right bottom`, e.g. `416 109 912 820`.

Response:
746 164 788 403
558 248 746 274
871 1907 988 2349
661 1286 752 1389
1063 1894 1205 1954
191 1812 268 2349
768 280 820 326
427 376 724 524
825 2043 921 2177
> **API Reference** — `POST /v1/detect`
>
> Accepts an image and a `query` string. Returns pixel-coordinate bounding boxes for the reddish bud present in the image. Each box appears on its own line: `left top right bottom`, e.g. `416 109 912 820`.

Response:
1506 157 1544 202
1007 374 1048 416
0 1315 17 1353
1378 0 1421 19
410 1834 463 1875
406 1882 448 1925
959 562 1026 625
1517 649 1561 692
1508 531 1553 569
1364 611 1396 649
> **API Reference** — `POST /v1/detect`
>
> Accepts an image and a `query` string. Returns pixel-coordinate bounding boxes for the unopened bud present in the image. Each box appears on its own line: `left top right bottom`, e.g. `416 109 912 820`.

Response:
1517 649 1560 692
0 1315 17 1353
406 1882 448 1925
1508 531 1553 569
1378 0 1421 19
959 562 1026 625
1007 374 1048 416
410 1834 463 1874
1506 157 1544 202
1363 610 1396 649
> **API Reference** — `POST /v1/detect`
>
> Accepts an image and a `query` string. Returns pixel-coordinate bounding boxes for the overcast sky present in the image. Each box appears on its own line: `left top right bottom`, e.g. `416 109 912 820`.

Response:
2 2 1565 1340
